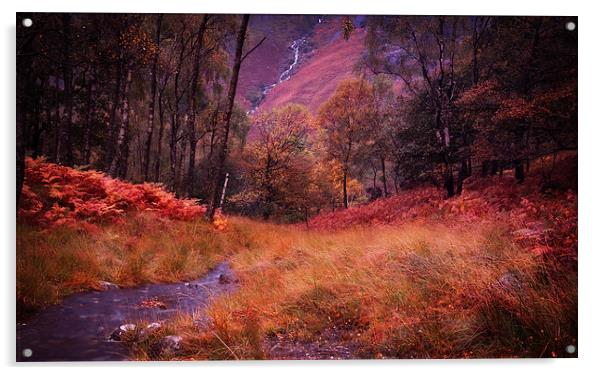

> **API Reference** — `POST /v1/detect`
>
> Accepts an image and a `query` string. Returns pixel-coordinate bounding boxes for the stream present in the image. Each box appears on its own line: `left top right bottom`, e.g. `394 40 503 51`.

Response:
16 262 236 362
247 37 307 114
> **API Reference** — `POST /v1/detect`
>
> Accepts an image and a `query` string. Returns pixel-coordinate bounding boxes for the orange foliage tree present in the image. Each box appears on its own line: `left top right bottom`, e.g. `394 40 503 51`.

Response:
230 104 314 219
317 79 375 208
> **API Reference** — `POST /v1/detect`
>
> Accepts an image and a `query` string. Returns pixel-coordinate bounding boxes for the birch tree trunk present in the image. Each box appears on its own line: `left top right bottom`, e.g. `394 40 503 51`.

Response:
186 15 208 197
60 14 74 166
154 77 167 181
109 69 132 177
143 14 162 180
207 14 249 219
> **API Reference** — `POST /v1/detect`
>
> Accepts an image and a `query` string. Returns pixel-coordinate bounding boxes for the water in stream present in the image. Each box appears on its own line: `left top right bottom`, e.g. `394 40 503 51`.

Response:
247 37 308 114
16 262 236 362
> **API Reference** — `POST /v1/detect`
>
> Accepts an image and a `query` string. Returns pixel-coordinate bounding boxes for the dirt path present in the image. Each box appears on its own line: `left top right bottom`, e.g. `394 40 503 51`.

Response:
16 262 236 362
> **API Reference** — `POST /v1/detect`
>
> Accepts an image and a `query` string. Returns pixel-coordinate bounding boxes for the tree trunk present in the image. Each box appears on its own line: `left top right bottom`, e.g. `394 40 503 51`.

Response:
169 112 179 190
490 160 498 176
60 14 74 166
109 69 132 178
514 159 525 183
16 70 30 209
168 30 189 191
443 162 455 198
143 14 162 180
481 160 489 177
176 140 187 196
154 84 166 181
83 76 95 164
206 107 219 166
207 15 249 219
17 19 38 207
51 75 61 162
468 157 472 176
186 15 209 197
16 106 25 208
380 155 388 196
342 169 348 209
30 95 42 158
105 50 124 170
456 159 469 194
371 162 377 192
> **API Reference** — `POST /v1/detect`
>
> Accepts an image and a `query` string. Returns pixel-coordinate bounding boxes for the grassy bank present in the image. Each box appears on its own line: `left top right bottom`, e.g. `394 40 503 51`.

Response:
17 156 577 359
16 213 234 317
133 216 576 360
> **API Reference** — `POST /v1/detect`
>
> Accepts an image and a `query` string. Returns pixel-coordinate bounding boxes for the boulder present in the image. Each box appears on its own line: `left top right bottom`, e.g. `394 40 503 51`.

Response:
109 323 136 341
98 281 120 290
219 274 232 284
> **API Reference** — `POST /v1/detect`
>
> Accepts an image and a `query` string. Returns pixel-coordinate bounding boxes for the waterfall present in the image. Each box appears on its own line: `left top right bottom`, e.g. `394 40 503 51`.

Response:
247 37 306 114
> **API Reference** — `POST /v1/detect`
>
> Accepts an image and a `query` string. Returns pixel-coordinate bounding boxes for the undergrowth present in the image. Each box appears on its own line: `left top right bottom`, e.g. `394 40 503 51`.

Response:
137 217 576 360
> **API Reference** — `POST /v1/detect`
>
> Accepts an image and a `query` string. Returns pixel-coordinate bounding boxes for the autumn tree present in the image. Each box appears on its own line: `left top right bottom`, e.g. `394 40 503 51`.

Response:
142 14 163 181
205 15 249 218
317 79 375 208
365 16 469 197
16 14 577 214
104 15 157 178
232 104 312 219
457 17 577 184
368 75 397 197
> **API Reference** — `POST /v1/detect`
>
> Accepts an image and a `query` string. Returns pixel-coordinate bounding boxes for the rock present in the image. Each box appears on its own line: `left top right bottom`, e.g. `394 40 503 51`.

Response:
497 272 522 292
109 323 136 341
158 335 182 356
121 323 136 332
146 322 162 330
139 322 162 341
98 281 120 290
219 274 232 284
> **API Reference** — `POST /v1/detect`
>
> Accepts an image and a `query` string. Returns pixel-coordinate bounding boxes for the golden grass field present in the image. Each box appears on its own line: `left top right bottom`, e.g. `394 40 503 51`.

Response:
17 155 577 359
141 217 575 360
17 214 577 360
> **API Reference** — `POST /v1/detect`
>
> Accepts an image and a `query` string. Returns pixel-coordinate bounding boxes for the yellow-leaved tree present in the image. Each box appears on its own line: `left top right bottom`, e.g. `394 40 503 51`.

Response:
317 79 375 208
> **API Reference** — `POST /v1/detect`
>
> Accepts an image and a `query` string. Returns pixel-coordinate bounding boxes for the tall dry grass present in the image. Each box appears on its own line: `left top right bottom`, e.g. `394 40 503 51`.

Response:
16 212 232 317
157 217 576 359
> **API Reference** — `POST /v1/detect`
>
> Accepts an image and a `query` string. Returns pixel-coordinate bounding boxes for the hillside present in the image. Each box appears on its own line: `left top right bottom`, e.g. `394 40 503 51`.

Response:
258 25 366 114
17 155 578 360
237 15 320 110
17 158 228 315
308 153 577 260
124 155 577 360
239 16 367 114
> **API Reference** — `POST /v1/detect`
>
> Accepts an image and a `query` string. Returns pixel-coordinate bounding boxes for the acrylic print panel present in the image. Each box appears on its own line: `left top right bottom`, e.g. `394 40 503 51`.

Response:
16 13 577 361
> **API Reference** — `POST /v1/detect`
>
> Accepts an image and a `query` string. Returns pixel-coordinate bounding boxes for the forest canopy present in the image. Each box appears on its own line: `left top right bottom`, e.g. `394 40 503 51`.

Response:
16 14 577 223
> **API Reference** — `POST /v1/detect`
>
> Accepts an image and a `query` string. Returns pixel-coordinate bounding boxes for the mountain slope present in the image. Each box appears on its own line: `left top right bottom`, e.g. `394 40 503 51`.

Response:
258 26 366 114
238 16 367 114
237 15 319 110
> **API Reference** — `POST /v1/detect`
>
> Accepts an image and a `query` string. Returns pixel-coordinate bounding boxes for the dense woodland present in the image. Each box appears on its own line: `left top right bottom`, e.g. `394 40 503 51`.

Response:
16 14 577 222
